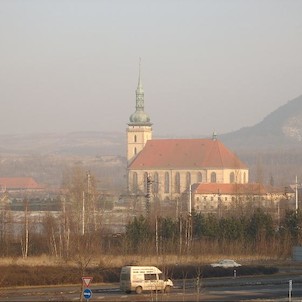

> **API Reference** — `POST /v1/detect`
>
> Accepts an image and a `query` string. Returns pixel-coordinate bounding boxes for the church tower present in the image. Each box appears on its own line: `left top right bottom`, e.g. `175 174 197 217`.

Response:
127 61 152 164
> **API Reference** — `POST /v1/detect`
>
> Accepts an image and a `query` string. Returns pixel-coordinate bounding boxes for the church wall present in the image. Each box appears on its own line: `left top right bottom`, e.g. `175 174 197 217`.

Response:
220 168 249 184
128 168 249 200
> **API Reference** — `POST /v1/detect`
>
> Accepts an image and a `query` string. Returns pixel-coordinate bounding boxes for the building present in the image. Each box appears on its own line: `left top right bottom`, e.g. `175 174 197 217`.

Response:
193 183 287 213
0 177 43 193
126 66 249 202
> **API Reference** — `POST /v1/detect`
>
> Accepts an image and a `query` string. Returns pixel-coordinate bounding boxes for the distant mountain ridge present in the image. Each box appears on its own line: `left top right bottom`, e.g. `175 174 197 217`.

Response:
0 131 126 156
220 95 302 150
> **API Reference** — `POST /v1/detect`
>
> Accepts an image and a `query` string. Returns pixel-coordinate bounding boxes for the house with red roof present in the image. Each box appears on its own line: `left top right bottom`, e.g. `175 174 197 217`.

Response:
126 66 250 202
0 177 43 193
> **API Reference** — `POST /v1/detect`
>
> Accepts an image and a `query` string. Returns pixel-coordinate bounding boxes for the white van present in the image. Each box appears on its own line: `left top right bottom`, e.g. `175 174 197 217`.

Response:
120 266 173 294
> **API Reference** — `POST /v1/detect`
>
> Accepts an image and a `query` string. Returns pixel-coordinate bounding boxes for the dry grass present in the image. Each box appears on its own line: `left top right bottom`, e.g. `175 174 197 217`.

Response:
0 253 279 268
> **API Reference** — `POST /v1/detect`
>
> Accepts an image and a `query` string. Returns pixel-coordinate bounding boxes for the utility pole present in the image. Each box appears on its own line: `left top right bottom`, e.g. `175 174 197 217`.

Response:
82 191 85 236
87 171 97 231
155 216 159 255
22 199 29 258
179 214 182 255
295 175 298 213
186 184 193 251
145 174 152 218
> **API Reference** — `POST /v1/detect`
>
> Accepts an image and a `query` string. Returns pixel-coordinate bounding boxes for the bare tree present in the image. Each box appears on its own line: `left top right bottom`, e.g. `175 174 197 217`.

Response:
21 200 29 258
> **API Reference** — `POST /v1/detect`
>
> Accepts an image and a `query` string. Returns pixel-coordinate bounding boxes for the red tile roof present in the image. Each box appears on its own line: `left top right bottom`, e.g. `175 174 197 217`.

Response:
128 139 247 170
194 183 267 195
0 177 42 190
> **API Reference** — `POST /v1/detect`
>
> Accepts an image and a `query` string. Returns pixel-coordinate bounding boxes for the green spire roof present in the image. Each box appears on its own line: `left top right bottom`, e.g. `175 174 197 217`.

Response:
129 59 152 125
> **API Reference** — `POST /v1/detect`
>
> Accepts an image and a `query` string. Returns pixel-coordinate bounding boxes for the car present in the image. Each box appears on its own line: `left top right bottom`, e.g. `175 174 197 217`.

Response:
210 259 241 268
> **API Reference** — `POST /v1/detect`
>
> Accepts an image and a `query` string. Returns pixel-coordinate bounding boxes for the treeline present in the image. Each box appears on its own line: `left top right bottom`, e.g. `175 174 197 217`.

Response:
124 208 302 257
1 206 301 260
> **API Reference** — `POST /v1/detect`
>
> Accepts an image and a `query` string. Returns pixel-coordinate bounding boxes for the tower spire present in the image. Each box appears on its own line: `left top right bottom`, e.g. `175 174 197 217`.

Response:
128 58 151 125
136 57 144 110
138 57 142 88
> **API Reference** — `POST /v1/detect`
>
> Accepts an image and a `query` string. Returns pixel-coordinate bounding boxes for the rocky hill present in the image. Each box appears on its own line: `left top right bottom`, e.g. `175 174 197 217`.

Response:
220 95 302 151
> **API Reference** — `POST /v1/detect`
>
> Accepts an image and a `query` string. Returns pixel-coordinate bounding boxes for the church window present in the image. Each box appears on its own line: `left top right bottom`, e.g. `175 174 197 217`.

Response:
197 172 202 182
153 172 159 193
164 172 169 193
230 172 235 183
133 172 138 193
144 172 148 193
186 172 191 188
174 172 180 193
210 172 216 183
134 135 137 143
134 147 137 155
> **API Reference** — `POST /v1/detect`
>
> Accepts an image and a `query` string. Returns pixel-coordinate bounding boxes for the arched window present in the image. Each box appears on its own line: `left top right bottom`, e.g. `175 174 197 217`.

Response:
174 172 180 193
164 172 169 193
210 172 216 183
144 172 148 193
186 172 191 188
197 172 202 183
153 172 159 193
230 172 235 183
134 135 137 143
133 172 138 192
134 147 137 155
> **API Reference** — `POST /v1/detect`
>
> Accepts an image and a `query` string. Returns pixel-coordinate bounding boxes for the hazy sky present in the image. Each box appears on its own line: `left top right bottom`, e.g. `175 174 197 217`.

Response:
0 0 302 137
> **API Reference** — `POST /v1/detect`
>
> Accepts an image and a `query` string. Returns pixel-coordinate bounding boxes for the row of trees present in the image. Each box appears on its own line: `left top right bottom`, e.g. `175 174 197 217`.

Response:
1 205 301 259
125 208 302 256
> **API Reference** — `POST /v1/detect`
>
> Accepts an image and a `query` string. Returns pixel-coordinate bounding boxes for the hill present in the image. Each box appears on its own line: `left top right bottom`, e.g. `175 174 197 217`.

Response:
220 95 302 151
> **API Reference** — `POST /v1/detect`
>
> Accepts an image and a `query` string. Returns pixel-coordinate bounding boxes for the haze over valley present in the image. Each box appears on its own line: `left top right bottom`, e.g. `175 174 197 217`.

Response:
0 95 302 189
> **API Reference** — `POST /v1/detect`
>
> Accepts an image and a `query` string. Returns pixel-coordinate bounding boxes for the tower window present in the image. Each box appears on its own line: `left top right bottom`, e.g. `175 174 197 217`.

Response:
211 172 216 183
153 172 159 193
134 135 137 143
174 172 180 193
164 172 169 193
230 172 235 183
134 147 137 155
186 172 191 188
197 172 202 183
144 172 148 193
133 172 138 193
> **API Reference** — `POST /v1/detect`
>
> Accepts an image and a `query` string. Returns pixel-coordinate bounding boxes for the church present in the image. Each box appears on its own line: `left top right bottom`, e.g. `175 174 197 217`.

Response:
126 67 250 203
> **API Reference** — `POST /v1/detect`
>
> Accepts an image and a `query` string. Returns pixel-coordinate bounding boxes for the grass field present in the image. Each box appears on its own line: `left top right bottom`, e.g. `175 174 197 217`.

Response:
0 253 284 288
0 253 279 268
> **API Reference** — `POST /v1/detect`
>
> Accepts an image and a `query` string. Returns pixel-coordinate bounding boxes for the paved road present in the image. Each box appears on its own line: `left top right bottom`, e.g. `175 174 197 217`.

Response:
0 273 301 301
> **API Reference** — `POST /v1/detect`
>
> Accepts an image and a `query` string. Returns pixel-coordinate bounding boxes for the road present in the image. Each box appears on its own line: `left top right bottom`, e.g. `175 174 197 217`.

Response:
0 273 301 301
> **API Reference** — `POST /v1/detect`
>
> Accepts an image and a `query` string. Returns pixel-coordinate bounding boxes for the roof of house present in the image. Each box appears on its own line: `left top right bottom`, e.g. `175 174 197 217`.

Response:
128 138 247 170
194 183 268 195
0 177 42 190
